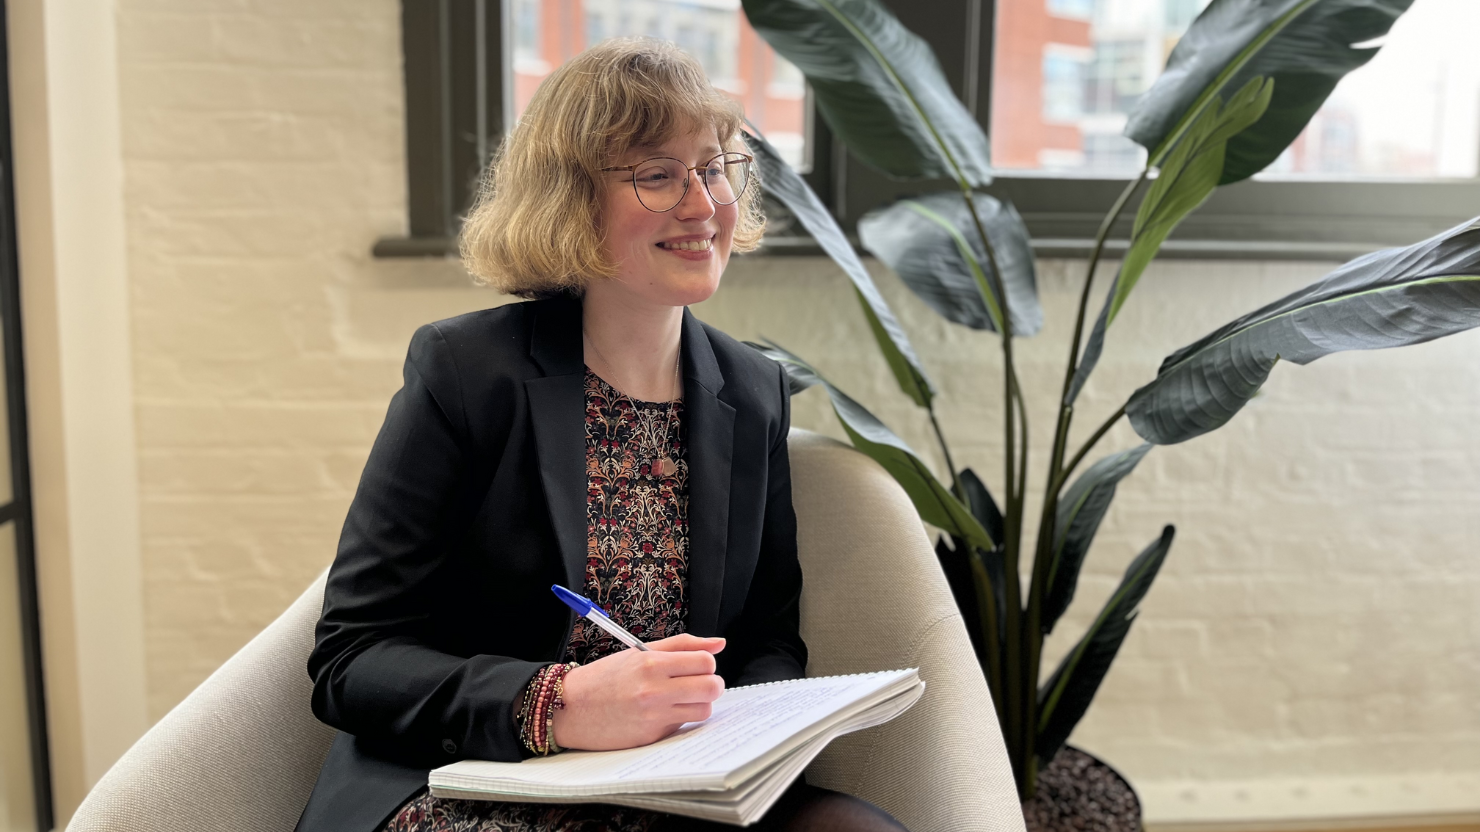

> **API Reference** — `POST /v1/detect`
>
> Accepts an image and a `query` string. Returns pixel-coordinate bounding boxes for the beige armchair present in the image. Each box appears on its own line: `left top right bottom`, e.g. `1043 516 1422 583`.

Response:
65 430 1024 832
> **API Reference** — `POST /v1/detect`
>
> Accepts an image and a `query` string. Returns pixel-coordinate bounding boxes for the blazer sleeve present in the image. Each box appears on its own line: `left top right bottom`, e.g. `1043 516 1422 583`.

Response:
723 362 809 687
307 323 542 765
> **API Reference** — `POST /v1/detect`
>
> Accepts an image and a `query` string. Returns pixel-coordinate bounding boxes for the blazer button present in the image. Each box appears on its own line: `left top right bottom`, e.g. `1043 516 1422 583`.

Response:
441 739 458 755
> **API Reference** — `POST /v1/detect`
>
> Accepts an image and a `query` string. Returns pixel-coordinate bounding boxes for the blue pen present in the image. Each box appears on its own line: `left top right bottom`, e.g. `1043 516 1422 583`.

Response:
551 585 650 651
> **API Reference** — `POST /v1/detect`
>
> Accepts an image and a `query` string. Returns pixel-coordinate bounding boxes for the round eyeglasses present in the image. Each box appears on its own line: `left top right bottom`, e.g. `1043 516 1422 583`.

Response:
602 152 753 213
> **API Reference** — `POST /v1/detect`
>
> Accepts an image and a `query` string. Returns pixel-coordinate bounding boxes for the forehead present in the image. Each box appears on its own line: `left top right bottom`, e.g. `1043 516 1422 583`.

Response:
620 127 724 163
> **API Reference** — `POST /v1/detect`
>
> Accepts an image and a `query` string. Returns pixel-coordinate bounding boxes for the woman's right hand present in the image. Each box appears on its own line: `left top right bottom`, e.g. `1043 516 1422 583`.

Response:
550 633 726 751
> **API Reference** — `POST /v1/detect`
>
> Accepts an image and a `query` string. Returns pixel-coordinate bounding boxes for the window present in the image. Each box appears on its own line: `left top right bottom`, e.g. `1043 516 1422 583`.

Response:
1042 44 1091 126
508 0 805 167
378 0 814 255
378 0 1480 259
838 0 1480 259
1047 0 1095 21
994 0 1480 182
1260 1 1480 179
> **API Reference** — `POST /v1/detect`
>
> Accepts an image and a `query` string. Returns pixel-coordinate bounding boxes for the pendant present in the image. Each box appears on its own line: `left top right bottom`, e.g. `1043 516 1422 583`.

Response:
655 456 676 478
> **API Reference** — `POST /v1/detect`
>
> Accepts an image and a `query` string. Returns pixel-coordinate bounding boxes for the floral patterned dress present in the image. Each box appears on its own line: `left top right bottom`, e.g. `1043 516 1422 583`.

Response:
380 367 689 832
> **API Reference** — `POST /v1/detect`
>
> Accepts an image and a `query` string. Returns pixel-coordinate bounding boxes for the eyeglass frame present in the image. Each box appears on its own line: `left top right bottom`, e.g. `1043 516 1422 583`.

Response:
600 152 755 213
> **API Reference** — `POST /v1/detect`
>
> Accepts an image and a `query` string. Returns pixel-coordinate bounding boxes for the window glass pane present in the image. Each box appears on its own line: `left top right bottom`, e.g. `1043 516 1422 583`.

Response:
992 0 1480 180
1260 0 1480 179
0 521 35 831
509 0 810 169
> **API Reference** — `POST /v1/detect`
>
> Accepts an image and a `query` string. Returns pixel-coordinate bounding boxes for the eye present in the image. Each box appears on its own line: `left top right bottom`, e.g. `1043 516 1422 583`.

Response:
634 167 671 185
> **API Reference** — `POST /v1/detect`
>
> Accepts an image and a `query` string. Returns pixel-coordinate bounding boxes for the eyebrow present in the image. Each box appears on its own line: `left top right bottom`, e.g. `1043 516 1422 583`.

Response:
630 144 725 159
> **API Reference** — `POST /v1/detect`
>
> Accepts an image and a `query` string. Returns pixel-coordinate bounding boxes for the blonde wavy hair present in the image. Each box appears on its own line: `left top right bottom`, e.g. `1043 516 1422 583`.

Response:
460 38 766 298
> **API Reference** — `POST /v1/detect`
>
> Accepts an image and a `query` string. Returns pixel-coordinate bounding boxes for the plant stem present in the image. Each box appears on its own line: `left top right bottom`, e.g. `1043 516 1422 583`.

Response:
966 543 1005 726
1015 172 1147 793
953 184 1024 787
1064 170 1149 388
928 406 966 508
957 185 1030 790
1061 405 1128 485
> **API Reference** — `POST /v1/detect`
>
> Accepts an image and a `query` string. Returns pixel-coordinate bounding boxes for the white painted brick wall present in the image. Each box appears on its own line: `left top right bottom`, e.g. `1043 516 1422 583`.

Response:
113 0 1480 822
694 256 1480 822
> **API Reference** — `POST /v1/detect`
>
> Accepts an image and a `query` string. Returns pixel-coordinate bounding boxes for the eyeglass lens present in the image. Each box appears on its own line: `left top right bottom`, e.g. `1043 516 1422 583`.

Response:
630 153 750 212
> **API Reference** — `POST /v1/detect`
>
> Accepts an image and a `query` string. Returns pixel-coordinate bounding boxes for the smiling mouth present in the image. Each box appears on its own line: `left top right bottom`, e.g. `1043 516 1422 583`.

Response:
657 238 713 251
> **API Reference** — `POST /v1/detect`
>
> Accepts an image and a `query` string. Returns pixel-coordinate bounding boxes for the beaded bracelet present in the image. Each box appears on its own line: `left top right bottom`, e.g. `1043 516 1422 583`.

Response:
516 662 578 756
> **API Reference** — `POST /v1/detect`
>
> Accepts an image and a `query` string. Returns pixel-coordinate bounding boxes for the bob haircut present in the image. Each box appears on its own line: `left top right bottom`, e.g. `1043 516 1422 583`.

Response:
460 38 766 298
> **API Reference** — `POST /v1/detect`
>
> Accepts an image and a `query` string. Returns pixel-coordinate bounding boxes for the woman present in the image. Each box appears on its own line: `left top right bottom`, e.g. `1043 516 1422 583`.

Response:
294 38 909 832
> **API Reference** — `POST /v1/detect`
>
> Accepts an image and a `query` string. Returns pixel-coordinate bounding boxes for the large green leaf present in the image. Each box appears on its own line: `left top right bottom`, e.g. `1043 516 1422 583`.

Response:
956 468 1007 687
858 192 1042 337
1066 76 1272 405
1125 0 1414 184
1042 444 1153 635
1113 78 1272 326
1036 526 1175 767
744 129 935 408
958 468 1004 548
748 341 995 551
741 0 991 186
1128 218 1480 445
935 534 1005 701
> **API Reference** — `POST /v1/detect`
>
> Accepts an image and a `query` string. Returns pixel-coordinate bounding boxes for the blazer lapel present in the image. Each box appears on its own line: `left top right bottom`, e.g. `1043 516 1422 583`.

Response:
524 298 589 591
523 299 736 637
681 308 735 637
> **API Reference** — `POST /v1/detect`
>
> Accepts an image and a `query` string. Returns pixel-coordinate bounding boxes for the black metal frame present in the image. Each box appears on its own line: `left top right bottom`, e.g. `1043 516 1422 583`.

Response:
0 1 54 829
377 0 1480 260
375 0 509 256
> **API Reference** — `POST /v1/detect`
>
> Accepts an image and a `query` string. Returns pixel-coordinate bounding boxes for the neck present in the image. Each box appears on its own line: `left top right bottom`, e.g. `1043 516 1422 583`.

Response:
580 286 684 403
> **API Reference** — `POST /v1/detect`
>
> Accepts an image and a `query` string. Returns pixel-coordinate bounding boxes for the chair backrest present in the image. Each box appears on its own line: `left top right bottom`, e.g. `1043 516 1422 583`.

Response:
788 430 1023 832
65 429 1023 832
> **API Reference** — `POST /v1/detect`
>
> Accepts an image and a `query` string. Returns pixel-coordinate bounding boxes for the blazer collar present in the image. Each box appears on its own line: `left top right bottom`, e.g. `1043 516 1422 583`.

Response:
524 296 733 638
528 295 725 395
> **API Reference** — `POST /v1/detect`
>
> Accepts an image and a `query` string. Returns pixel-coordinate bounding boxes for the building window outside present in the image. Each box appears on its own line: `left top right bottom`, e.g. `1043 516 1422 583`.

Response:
1047 0 1095 21
513 0 543 68
1042 44 1091 124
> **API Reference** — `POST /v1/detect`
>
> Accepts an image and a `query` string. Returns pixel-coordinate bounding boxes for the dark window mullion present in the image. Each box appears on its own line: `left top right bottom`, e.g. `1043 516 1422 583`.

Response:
393 0 506 247
0 0 53 826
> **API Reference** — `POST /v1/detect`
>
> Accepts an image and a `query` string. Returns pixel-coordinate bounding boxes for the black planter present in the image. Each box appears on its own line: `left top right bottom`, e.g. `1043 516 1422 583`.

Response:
1021 746 1142 832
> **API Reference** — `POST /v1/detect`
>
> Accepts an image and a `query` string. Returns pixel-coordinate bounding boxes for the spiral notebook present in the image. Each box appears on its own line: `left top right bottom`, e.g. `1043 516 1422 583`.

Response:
428 668 924 826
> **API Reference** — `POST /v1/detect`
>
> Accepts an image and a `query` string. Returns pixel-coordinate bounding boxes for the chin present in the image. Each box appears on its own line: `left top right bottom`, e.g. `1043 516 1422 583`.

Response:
664 270 723 307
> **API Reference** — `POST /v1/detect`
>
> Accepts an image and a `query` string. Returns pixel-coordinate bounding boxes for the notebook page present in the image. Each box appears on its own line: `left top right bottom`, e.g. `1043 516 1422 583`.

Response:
433 669 915 795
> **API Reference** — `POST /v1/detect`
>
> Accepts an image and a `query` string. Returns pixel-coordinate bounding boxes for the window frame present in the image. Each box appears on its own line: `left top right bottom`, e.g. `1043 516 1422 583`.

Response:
376 0 1480 261
374 0 509 257
0 2 55 827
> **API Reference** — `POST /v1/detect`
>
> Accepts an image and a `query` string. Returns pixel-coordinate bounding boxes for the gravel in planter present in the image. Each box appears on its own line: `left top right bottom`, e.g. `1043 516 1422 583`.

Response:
1022 747 1141 832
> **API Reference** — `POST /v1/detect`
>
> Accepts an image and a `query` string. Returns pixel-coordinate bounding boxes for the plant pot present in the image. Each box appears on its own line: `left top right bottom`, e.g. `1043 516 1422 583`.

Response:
1021 745 1142 832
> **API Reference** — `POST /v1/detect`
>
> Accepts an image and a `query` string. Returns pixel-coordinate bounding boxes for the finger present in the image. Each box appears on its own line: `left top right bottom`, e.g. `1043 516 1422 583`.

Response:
666 702 715 724
646 633 726 654
663 673 725 704
639 649 717 678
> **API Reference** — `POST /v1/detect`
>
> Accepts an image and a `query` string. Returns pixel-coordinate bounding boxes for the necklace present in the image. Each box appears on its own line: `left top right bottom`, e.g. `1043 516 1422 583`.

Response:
583 327 682 479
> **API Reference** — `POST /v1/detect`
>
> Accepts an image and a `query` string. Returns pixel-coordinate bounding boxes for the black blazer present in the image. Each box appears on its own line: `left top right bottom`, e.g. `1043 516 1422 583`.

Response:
294 296 808 832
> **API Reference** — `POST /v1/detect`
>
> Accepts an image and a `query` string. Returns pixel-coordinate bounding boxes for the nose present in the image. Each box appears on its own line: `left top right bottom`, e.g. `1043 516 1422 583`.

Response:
672 167 716 221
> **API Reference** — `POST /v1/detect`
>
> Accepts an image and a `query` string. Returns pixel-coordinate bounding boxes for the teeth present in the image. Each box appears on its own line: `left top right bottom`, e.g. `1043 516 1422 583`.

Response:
661 239 712 251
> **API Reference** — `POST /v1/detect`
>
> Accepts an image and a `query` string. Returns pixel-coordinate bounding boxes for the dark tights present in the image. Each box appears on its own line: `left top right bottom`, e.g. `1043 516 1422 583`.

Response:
652 782 909 832
379 781 907 832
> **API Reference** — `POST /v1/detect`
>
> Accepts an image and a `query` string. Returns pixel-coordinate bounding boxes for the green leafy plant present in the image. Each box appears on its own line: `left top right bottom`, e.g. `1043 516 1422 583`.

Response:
738 0 1480 799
